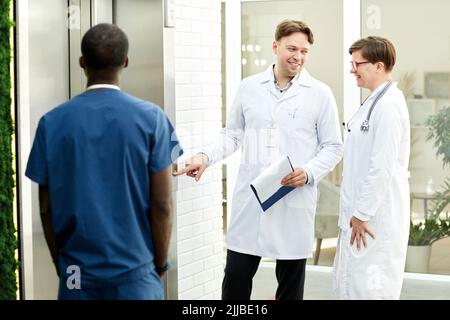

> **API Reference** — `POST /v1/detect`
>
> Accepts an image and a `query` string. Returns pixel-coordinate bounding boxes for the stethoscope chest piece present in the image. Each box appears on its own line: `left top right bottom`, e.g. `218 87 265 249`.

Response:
360 119 369 132
344 80 393 133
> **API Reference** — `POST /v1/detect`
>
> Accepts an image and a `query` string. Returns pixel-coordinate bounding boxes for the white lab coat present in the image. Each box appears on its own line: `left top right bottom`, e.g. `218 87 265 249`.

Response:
333 82 410 299
203 67 343 259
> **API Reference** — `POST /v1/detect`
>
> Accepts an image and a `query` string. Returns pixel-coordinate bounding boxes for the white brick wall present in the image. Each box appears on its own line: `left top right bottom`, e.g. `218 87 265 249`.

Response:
174 0 224 300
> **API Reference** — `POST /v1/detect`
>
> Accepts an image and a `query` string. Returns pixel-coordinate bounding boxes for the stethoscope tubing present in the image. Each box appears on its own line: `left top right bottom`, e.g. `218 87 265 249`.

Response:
343 80 393 133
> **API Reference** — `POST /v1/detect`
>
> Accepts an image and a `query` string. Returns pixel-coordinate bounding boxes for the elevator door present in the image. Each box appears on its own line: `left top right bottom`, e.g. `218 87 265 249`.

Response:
25 0 70 300
22 0 176 299
69 0 165 106
114 0 164 106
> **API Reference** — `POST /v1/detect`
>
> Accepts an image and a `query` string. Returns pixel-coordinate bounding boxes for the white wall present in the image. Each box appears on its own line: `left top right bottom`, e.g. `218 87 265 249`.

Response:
174 0 224 300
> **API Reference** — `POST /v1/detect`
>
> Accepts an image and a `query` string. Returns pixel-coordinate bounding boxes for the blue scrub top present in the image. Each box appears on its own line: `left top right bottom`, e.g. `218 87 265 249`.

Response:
26 89 183 288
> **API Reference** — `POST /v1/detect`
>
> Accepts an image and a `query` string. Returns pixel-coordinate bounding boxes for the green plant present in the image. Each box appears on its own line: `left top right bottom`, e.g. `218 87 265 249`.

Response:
409 213 450 246
409 106 450 246
0 0 17 300
426 106 450 221
426 105 450 168
430 177 450 216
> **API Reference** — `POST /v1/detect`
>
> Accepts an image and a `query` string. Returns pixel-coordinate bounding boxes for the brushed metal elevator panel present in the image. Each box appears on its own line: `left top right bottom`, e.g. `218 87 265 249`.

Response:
114 0 165 107
27 0 70 299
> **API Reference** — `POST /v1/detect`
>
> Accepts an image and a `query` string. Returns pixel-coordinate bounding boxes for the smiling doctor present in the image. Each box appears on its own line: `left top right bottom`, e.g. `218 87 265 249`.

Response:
174 19 343 300
333 36 411 299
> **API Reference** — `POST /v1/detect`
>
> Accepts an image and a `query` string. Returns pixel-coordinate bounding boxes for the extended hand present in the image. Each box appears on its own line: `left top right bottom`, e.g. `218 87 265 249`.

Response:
281 168 308 188
350 216 376 251
172 153 209 181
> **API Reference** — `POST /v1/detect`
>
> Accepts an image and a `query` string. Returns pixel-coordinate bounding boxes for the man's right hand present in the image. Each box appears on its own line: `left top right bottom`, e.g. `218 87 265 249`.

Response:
172 153 209 181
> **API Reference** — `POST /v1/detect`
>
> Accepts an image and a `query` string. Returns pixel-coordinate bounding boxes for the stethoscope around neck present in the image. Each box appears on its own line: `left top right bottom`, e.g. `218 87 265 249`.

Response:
342 80 393 133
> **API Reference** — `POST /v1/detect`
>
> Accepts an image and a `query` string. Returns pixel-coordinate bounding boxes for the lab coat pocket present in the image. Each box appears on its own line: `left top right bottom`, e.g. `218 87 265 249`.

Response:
349 233 376 259
349 220 384 259
279 105 315 134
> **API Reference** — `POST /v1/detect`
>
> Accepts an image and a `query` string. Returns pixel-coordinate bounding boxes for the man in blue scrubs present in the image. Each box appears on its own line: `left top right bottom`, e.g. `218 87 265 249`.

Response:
26 23 182 300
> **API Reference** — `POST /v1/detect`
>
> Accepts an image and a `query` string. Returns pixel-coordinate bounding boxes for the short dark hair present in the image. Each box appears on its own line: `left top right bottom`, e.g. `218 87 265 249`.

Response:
275 19 314 44
81 23 129 70
349 36 396 72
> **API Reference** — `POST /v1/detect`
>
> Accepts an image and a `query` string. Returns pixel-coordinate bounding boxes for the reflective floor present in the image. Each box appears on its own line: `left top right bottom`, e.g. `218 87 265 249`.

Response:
252 263 450 300
32 233 59 300
32 232 450 300
312 237 450 275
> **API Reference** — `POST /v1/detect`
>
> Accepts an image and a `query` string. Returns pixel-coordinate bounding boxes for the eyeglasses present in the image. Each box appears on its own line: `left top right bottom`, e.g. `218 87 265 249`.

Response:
350 60 371 70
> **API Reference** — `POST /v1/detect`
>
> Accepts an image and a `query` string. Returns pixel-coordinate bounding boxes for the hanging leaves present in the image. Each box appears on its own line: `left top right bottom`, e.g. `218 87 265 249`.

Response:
0 0 17 300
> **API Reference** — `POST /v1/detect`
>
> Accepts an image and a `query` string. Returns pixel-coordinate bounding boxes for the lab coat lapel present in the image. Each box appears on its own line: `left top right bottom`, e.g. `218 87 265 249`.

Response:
260 66 279 99
278 83 302 102
279 68 313 103
263 81 279 99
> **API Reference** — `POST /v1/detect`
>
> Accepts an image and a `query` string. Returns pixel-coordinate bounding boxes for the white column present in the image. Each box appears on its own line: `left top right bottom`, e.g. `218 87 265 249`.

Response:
224 0 242 232
343 0 361 125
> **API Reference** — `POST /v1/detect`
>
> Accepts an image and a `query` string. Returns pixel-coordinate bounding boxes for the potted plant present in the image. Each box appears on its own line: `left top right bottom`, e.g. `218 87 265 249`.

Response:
406 209 450 273
406 106 450 273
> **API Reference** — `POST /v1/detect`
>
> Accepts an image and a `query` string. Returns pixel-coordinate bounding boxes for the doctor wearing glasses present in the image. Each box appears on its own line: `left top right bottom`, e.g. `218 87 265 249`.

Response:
333 36 411 300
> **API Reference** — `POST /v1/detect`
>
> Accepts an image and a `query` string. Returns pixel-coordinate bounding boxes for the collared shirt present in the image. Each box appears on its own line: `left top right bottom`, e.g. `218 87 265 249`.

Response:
270 65 311 183
272 64 301 98
26 88 183 287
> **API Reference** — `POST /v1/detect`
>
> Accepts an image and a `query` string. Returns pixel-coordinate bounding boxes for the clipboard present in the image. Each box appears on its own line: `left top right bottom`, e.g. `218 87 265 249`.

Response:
250 156 295 212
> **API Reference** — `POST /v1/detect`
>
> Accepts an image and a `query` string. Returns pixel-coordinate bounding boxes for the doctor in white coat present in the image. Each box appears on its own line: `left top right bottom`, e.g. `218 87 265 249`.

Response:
333 36 410 299
174 20 343 300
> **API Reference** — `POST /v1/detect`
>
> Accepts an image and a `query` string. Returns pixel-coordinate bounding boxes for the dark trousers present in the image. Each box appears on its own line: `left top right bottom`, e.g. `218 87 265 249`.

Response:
222 249 306 300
